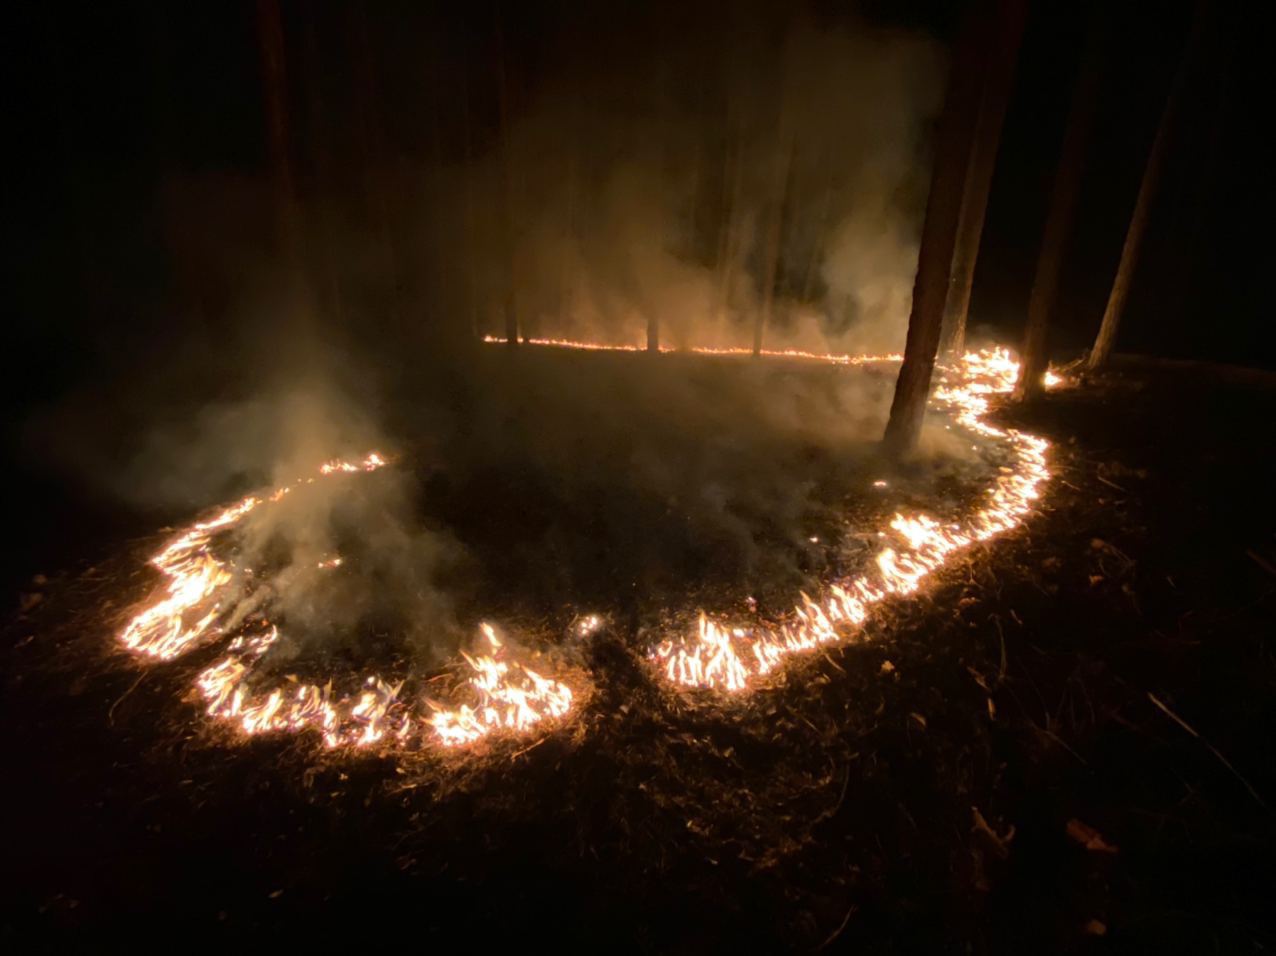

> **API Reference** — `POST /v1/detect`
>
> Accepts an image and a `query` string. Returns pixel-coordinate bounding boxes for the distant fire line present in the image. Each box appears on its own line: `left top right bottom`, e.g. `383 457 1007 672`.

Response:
480 334 902 366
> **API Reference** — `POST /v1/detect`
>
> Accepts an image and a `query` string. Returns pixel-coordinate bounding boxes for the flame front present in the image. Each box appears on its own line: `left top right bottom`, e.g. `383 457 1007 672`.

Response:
427 624 574 747
117 451 577 751
115 345 1056 752
650 347 1051 691
481 333 900 366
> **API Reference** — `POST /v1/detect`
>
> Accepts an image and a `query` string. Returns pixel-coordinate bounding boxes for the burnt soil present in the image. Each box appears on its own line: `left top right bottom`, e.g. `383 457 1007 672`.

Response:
3 367 1275 953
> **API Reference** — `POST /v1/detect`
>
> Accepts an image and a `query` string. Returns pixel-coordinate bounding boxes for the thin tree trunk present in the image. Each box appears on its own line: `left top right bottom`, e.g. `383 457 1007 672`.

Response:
799 142 834 304
256 0 301 272
255 0 317 360
494 7 518 346
561 99 579 339
939 0 1027 355
301 8 345 327
1088 4 1204 372
881 4 991 455
754 136 795 356
1014 14 1106 401
461 71 480 342
349 7 402 327
717 113 745 337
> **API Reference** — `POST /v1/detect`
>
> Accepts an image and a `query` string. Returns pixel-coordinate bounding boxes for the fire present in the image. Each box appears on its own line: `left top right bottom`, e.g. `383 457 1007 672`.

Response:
426 624 574 747
119 453 386 662
117 451 578 751
118 495 260 661
116 343 1059 752
481 333 900 366
650 347 1052 692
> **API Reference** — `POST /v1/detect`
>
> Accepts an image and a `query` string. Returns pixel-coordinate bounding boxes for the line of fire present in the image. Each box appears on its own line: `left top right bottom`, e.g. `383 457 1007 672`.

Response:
3 0 1272 951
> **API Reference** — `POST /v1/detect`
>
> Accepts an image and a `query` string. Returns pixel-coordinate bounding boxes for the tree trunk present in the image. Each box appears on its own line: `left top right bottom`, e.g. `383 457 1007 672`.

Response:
461 71 480 342
1088 4 1203 371
256 0 300 271
881 4 991 455
493 8 518 346
255 0 318 359
754 137 795 356
717 113 745 337
301 9 345 327
349 7 403 328
1014 14 1106 401
939 0 1027 355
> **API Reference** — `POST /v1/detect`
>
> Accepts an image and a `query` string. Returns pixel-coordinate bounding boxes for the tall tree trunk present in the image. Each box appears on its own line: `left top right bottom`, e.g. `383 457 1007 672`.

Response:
461 71 480 342
561 96 580 341
1013 13 1106 401
493 7 518 346
256 0 317 360
799 142 834 304
1088 4 1204 372
754 136 795 356
717 113 745 338
349 7 402 327
881 4 991 455
939 0 1027 355
256 0 301 273
301 8 345 327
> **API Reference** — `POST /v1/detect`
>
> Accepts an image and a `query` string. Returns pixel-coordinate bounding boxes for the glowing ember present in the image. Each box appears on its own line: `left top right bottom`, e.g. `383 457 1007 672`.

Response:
650 347 1051 692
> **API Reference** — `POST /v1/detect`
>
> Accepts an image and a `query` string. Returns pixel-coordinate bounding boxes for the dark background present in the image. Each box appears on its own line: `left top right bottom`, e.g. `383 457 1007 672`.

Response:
1 0 1270 593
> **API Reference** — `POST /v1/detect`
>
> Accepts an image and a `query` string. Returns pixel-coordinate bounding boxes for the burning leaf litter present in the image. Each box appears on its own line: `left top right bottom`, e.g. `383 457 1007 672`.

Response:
652 347 1052 691
115 346 1054 753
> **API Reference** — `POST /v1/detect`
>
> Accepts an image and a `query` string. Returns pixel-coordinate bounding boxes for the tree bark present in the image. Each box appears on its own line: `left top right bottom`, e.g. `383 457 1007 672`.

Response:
1088 4 1203 371
717 113 745 337
494 8 518 346
754 136 795 356
939 0 1027 356
256 0 300 271
881 4 991 455
1014 14 1106 401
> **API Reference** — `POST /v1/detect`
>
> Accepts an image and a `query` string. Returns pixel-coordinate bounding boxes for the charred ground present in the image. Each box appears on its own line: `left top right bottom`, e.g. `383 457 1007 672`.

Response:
3 363 1275 953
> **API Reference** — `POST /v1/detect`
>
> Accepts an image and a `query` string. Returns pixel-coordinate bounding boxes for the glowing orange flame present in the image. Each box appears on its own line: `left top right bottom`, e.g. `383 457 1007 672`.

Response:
117 342 1059 752
480 333 901 366
118 451 577 751
426 624 574 748
650 347 1051 692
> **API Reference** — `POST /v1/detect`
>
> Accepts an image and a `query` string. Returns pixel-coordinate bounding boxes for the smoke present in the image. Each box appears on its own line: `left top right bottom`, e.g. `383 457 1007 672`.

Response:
22 4 969 669
418 12 945 353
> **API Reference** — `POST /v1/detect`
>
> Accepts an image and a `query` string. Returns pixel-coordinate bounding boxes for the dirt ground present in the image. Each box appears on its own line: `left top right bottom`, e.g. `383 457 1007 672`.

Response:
3 364 1274 953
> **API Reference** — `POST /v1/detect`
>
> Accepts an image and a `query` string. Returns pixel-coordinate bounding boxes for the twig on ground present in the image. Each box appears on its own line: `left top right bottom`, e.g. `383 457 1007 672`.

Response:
1096 474 1129 494
1148 692 1267 809
108 670 147 726
815 904 858 951
1245 549 1276 578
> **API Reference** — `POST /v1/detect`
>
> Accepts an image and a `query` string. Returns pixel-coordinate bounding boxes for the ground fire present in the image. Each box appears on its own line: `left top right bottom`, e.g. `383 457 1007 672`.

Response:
5 0 1271 951
113 346 1055 749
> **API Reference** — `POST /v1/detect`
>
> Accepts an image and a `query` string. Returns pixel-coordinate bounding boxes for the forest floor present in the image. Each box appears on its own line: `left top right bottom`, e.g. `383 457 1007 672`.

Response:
3 362 1274 953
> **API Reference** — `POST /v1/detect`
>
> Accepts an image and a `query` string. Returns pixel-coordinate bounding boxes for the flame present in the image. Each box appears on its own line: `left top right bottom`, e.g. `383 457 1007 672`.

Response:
117 342 1059 752
481 333 900 366
650 347 1051 692
426 624 575 748
118 451 577 751
119 453 387 661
